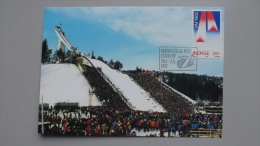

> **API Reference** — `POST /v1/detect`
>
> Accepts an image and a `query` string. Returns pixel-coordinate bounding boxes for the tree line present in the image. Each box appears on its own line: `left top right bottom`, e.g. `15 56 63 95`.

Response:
41 39 124 71
91 51 123 70
123 66 223 102
162 72 223 102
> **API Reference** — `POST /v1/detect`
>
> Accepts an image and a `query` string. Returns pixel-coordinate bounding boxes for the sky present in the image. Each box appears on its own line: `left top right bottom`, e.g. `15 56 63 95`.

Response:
42 7 224 77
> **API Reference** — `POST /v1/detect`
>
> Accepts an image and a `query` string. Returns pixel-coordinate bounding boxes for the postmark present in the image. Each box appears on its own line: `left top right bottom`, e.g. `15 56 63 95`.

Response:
159 46 198 71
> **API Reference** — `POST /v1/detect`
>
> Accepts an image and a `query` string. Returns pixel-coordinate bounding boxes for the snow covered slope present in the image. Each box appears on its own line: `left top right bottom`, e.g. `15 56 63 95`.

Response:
39 64 102 106
90 59 165 112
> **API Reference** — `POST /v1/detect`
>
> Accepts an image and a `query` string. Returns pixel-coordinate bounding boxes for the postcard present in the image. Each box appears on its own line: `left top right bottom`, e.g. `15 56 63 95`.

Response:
38 7 224 138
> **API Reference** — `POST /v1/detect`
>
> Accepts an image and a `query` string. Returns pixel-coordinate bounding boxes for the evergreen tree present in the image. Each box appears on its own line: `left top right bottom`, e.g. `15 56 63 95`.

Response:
97 56 105 62
119 61 123 70
136 66 139 72
41 39 49 64
57 49 65 62
66 50 72 58
114 60 123 70
108 59 114 68
46 49 52 63
91 50 96 59
52 50 58 63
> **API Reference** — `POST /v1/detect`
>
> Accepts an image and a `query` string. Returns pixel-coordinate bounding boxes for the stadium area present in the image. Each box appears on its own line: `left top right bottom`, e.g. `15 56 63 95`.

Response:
39 58 222 137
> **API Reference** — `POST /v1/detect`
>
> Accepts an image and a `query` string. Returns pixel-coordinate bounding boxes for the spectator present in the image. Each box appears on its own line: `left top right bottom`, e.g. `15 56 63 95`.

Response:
38 71 222 137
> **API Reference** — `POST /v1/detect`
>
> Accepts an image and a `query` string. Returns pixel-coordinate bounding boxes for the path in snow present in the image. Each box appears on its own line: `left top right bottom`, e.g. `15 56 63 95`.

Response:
90 59 165 112
39 64 102 107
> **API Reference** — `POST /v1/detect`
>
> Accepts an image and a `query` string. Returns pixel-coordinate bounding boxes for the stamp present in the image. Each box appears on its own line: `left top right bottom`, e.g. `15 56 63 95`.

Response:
192 9 223 58
159 47 198 71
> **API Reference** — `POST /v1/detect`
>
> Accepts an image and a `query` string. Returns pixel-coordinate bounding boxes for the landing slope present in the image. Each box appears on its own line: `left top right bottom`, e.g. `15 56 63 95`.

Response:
90 59 165 112
39 64 102 106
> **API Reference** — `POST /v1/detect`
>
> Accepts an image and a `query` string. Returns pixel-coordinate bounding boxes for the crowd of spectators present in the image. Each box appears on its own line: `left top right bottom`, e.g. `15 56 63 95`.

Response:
82 65 129 109
38 65 222 137
39 106 222 137
130 74 193 115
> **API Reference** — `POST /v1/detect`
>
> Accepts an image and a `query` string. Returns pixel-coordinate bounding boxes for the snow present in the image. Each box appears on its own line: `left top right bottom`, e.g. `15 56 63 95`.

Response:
132 129 180 137
89 59 166 112
40 59 167 112
39 62 210 137
39 64 102 107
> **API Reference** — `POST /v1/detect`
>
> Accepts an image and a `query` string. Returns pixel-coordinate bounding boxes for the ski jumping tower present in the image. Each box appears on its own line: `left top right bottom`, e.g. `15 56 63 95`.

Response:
54 26 77 53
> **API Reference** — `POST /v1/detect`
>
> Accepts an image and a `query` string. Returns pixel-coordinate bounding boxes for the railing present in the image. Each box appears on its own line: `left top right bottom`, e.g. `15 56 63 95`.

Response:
82 55 135 110
96 68 135 110
188 128 222 137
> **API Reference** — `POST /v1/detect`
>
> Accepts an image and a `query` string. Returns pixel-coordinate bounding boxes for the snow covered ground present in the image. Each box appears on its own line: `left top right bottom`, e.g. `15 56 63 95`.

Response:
90 59 165 112
39 61 165 112
39 62 210 138
39 64 102 107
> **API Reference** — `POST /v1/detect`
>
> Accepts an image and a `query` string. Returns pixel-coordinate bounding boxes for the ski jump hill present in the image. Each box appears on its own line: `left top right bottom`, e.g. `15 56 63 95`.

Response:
39 26 195 111
40 57 195 112
39 60 166 112
89 58 166 112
